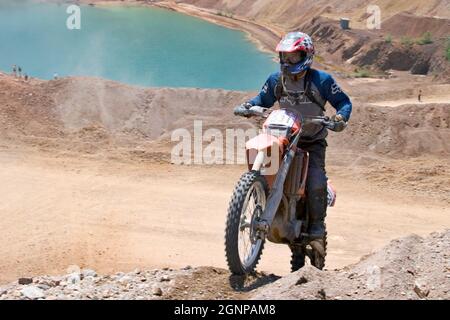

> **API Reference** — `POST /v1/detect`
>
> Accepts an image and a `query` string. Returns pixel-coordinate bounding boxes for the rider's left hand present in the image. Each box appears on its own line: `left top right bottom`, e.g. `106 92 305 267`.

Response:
333 114 345 122
332 114 347 132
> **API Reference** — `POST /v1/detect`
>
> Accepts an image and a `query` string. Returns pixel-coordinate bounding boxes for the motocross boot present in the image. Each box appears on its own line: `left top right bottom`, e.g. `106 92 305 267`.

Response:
308 188 327 240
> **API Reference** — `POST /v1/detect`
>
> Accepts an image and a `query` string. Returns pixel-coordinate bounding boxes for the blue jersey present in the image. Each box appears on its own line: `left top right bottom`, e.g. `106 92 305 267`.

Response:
248 69 352 122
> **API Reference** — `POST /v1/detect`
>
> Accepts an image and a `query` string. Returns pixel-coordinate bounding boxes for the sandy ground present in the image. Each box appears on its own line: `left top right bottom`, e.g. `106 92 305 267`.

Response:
1 147 448 285
0 72 449 286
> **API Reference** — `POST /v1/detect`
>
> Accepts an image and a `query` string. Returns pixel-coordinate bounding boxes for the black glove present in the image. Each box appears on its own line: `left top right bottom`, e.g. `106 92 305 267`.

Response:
331 114 347 132
234 102 253 117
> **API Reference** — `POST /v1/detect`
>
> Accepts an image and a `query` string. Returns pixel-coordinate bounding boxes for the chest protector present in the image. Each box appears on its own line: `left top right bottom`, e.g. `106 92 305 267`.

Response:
274 69 327 141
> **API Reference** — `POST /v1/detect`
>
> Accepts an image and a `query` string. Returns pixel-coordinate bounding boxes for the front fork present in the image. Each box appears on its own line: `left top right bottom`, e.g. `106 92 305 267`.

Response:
253 146 299 239
251 150 266 172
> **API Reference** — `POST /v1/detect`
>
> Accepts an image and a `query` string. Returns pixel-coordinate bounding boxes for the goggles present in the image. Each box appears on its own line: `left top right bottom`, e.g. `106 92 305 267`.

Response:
280 51 306 64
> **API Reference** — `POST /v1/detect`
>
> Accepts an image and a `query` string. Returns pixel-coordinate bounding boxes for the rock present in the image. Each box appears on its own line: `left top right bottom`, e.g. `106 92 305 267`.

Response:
82 269 97 278
137 283 149 290
152 286 163 296
160 275 170 282
66 265 82 274
18 278 33 285
37 284 50 291
21 286 45 299
182 265 192 270
66 273 81 285
414 281 430 299
83 276 96 283
406 269 415 275
36 278 60 287
118 275 133 284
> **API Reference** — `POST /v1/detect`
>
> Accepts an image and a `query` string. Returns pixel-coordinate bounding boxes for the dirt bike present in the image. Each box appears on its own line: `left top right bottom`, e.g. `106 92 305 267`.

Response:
225 106 341 275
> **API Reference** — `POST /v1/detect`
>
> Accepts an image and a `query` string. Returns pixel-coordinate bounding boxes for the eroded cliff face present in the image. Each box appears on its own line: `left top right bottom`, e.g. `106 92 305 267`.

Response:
82 0 450 28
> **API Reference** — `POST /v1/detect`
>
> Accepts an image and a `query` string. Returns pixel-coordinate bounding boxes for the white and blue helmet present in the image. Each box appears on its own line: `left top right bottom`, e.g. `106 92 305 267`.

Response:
276 32 315 75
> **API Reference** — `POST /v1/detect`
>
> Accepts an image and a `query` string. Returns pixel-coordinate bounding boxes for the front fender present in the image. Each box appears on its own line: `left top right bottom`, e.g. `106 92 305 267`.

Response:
246 133 279 151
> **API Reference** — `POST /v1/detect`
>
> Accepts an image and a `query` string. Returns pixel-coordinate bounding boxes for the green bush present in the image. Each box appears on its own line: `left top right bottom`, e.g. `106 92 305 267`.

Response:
315 55 324 63
416 32 433 45
216 10 233 18
401 36 414 47
354 68 372 78
385 34 392 44
446 38 450 61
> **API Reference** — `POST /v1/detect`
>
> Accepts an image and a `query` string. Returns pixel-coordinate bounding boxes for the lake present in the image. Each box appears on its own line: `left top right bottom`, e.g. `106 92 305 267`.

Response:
0 1 278 90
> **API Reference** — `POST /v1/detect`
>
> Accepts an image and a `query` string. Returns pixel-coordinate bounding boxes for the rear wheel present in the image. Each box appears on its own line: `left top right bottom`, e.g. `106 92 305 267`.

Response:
225 171 268 275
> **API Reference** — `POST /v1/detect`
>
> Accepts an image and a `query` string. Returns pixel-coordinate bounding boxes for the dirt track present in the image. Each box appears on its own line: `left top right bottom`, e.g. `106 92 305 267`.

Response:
1 0 449 299
1 146 449 285
0 73 449 291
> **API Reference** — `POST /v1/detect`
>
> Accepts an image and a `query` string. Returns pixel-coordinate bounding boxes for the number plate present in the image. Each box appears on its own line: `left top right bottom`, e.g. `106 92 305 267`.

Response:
266 109 297 128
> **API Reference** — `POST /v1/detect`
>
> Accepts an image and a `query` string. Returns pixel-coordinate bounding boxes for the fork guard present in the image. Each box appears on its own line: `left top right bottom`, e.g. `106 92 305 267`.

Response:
258 146 296 232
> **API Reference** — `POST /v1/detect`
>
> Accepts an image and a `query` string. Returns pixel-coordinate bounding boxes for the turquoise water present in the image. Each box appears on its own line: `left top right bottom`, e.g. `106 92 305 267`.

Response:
0 1 278 90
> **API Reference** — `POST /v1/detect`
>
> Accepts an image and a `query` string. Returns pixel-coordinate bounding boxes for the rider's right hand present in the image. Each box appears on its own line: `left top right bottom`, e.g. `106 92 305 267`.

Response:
234 102 253 117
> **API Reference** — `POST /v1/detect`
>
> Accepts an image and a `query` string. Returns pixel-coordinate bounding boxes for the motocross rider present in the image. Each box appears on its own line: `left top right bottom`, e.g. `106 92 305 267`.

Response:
235 32 352 246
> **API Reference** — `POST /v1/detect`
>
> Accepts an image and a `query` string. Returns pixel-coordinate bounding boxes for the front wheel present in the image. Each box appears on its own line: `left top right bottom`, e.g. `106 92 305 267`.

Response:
225 171 268 275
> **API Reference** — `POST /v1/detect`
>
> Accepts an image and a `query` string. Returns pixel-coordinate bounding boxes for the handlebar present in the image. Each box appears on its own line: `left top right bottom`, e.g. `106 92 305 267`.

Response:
305 116 347 132
234 105 269 118
234 105 346 132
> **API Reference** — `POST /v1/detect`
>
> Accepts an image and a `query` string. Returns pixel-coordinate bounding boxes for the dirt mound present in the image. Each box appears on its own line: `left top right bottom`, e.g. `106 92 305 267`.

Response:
252 230 450 300
0 75 63 139
0 75 252 156
0 265 280 300
1 230 448 300
46 77 250 140
383 13 450 38
1 75 449 160
354 40 449 78
328 103 450 158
